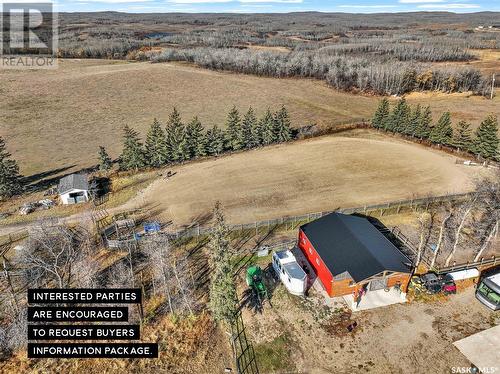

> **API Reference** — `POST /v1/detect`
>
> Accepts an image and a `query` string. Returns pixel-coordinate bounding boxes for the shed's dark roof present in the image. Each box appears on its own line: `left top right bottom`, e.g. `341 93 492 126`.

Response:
58 174 89 194
300 213 411 283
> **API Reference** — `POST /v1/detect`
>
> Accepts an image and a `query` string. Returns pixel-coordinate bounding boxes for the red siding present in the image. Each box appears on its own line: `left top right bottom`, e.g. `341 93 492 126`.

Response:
298 229 334 296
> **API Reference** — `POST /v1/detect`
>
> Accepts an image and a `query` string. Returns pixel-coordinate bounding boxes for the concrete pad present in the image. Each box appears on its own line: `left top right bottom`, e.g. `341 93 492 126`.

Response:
343 288 407 311
453 325 500 371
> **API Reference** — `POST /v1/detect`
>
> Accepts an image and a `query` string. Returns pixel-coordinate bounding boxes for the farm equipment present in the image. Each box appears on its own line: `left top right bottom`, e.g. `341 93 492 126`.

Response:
246 266 268 306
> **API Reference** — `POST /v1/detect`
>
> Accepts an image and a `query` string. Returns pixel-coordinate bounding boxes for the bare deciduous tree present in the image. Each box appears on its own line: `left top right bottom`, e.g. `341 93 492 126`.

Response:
416 212 432 267
171 256 196 315
73 255 100 288
430 207 452 269
0 305 27 356
473 172 500 261
18 224 83 288
142 235 197 315
142 235 174 314
444 197 476 267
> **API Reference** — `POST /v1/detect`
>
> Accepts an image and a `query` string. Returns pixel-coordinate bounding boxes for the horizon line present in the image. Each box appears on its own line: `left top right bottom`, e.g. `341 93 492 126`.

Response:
52 10 500 14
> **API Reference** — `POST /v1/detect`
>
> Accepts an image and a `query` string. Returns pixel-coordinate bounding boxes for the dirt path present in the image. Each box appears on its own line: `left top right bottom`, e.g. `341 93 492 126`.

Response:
121 134 488 228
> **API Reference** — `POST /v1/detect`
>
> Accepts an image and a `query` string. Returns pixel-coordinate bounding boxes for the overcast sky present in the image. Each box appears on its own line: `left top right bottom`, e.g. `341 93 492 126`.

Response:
53 0 500 14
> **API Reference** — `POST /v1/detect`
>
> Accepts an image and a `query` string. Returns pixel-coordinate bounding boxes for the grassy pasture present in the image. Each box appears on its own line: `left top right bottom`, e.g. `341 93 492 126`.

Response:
120 131 489 228
1 59 499 177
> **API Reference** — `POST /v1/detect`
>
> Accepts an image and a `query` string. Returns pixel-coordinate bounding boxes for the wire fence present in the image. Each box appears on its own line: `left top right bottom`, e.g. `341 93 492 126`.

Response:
0 191 476 256
159 192 474 242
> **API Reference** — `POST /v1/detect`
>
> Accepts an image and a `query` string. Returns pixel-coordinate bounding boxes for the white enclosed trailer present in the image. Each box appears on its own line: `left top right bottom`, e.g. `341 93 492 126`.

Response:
272 250 307 296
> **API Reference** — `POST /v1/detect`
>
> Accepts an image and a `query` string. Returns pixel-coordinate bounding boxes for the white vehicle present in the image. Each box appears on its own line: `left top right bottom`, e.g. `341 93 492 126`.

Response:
272 250 307 296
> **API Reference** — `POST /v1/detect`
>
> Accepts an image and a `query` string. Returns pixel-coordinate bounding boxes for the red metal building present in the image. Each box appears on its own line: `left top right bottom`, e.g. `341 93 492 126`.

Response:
298 213 413 297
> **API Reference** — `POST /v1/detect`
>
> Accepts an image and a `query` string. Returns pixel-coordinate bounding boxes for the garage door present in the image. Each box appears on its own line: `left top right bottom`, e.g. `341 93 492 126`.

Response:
369 278 387 291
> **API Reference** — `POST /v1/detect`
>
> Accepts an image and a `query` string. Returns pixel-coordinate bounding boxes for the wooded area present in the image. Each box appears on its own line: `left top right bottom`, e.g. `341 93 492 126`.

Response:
54 12 500 96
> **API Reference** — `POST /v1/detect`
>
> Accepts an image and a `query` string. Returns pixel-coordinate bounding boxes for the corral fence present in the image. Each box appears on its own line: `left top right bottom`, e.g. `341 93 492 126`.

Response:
377 226 429 266
434 256 500 275
230 310 259 374
159 192 475 242
387 227 500 274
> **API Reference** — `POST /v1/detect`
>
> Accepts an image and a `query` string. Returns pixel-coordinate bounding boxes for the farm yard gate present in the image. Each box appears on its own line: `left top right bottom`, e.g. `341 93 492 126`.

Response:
230 310 259 374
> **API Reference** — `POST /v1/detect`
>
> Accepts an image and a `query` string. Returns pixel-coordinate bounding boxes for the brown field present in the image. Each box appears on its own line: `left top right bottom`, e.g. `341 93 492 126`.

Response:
1 59 499 176
435 48 500 76
123 131 488 228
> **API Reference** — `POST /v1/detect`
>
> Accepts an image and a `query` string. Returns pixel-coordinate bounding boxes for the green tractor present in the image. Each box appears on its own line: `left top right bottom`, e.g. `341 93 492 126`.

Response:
246 265 268 306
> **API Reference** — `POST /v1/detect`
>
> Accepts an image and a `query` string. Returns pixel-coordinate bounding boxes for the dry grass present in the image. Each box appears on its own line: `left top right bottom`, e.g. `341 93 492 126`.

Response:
1 59 499 176
0 190 87 226
433 48 500 76
0 59 375 176
0 171 156 227
106 171 158 208
121 131 489 228
1 312 232 374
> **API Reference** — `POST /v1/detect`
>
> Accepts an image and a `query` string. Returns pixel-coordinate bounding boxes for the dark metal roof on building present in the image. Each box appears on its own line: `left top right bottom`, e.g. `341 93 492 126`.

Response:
58 174 89 194
300 213 411 283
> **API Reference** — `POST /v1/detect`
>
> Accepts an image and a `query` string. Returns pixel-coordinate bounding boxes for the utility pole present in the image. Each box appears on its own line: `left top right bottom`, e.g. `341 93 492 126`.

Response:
491 73 496 100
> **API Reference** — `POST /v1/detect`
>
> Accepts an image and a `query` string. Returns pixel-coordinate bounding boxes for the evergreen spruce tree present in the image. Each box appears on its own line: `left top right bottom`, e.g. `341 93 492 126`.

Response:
473 115 499 159
98 146 113 172
241 107 258 149
225 106 243 151
165 108 189 162
208 202 237 323
145 118 168 167
415 105 432 139
259 109 276 145
430 112 453 145
372 98 390 129
205 125 225 156
185 117 206 158
452 121 473 151
251 114 263 146
387 98 410 133
0 136 22 199
273 105 293 143
405 104 421 136
119 125 146 171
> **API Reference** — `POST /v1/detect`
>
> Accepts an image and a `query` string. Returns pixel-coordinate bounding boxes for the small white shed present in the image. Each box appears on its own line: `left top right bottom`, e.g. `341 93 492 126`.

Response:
58 174 90 205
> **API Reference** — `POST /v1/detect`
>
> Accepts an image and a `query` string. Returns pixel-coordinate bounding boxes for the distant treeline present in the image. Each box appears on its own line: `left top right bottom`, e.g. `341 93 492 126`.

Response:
150 48 490 96
317 41 475 62
372 99 499 160
55 12 500 97
57 12 500 56
100 106 294 171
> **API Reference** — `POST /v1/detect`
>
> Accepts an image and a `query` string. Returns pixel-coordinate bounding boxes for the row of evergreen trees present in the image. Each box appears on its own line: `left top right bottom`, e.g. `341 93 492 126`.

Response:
0 136 22 199
372 98 499 160
107 106 293 171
